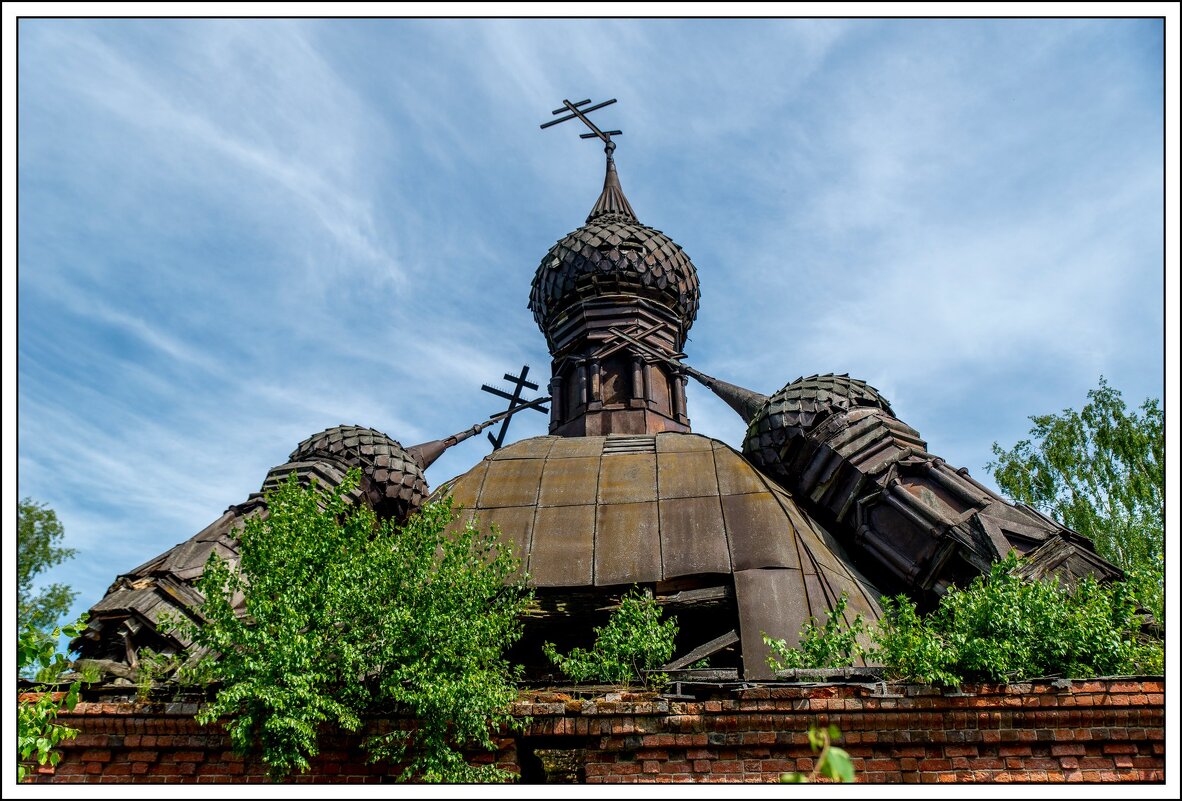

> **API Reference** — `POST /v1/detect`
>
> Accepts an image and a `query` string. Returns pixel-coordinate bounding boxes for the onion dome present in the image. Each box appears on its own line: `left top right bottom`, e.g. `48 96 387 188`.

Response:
529 154 700 342
743 374 894 478
288 425 428 520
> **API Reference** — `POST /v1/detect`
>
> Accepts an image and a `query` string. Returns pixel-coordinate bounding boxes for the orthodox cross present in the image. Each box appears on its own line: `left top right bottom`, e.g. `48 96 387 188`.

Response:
481 364 549 450
540 97 622 153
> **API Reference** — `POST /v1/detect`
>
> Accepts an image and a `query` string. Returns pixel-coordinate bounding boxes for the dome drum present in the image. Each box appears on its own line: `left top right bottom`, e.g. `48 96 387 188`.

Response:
546 297 691 437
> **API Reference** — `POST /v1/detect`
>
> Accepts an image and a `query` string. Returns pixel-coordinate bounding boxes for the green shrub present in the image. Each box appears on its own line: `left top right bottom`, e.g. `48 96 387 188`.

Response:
180 471 531 782
543 587 677 688
763 593 869 672
871 553 1163 686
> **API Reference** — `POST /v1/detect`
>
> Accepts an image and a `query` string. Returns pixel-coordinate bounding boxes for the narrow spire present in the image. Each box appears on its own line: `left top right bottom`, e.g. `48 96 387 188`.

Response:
588 144 637 222
683 367 769 424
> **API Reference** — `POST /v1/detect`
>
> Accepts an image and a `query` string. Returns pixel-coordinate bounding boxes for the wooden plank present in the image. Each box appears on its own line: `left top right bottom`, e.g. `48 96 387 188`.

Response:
662 629 740 670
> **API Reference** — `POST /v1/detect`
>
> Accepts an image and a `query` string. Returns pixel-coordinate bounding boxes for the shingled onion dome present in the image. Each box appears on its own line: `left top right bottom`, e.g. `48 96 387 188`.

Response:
287 425 428 521
529 153 701 347
742 373 894 483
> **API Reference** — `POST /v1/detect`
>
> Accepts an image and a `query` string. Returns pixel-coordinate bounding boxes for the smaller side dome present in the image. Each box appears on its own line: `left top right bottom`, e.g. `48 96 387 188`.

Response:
289 425 428 520
743 374 893 477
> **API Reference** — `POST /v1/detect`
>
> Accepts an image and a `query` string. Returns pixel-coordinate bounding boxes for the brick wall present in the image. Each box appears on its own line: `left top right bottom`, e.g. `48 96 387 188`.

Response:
25 677 1164 784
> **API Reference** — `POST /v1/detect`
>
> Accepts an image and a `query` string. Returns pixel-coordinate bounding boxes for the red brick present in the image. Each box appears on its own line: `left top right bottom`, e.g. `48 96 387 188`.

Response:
1102 743 1137 755
944 745 977 757
79 749 113 763
893 746 926 758
919 759 952 771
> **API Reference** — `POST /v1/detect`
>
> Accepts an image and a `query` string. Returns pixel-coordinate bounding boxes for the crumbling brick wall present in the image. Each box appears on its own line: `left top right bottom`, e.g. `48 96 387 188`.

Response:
25 677 1163 783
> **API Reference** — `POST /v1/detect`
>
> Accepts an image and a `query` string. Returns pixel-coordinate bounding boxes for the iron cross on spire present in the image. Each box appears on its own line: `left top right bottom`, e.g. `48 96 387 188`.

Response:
540 97 622 153
480 364 549 450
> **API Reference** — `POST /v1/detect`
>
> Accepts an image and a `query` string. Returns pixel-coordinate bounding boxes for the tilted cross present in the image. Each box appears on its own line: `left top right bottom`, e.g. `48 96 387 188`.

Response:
540 98 622 151
480 364 549 450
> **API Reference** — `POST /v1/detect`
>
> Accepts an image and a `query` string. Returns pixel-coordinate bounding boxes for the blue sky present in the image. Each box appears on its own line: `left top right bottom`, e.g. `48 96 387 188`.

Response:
9 18 1170 631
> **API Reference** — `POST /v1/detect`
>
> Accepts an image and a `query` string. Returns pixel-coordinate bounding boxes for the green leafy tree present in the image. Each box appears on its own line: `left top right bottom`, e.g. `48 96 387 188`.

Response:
181 471 531 782
543 587 677 688
18 498 77 632
988 377 1163 578
17 620 84 782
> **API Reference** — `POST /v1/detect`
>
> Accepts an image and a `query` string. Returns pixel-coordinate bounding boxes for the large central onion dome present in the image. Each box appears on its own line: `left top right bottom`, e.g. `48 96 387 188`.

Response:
529 154 700 344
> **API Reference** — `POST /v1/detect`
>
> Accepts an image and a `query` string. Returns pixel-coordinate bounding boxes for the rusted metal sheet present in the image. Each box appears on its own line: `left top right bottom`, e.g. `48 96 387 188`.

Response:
596 452 657 504
440 460 488 510
528 505 595 586
595 500 660 585
658 496 731 577
488 435 557 460
548 435 607 458
537 455 601 507
479 505 536 580
734 567 811 681
712 443 767 496
722 492 798 571
655 431 712 452
657 449 718 499
477 457 545 508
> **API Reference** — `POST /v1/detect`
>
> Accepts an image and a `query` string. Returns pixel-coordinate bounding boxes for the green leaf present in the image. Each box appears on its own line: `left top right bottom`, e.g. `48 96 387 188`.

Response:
819 746 855 783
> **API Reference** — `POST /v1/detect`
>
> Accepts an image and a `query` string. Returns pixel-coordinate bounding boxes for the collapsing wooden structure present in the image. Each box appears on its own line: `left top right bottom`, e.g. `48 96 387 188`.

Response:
73 108 1121 683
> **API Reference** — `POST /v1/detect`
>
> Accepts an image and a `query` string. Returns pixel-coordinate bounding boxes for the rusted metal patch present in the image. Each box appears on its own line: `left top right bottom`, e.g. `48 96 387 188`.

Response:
713 443 767 496
480 505 537 580
597 452 657 504
548 436 607 458
538 455 601 507
658 496 731 577
529 505 595 586
657 449 718 499
478 456 545 508
488 436 558 460
655 431 712 452
722 492 798 571
734 567 811 680
595 500 661 585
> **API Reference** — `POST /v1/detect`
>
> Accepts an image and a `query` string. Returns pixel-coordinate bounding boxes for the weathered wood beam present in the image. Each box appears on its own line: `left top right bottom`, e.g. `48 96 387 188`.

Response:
662 629 740 670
